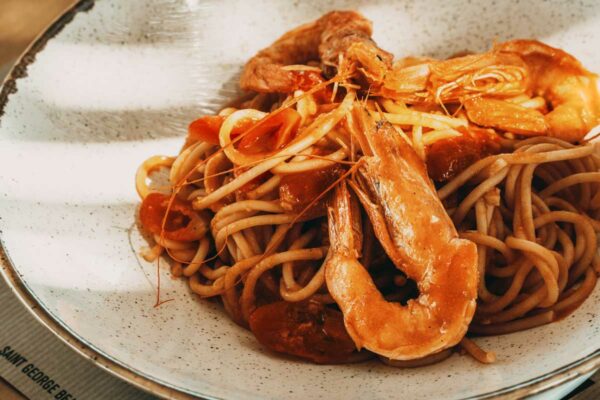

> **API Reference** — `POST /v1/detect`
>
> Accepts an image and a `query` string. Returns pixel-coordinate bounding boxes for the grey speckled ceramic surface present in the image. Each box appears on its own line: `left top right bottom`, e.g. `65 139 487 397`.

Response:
1 1 599 399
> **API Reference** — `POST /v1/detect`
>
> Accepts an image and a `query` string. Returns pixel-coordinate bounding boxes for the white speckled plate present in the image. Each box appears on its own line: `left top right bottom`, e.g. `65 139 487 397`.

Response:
1 1 600 399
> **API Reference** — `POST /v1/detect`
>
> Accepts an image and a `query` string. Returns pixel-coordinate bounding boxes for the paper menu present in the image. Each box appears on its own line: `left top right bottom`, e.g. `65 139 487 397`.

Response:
0 276 154 400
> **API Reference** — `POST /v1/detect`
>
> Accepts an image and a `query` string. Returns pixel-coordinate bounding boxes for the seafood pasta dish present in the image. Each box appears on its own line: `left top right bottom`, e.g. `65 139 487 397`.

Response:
135 11 600 366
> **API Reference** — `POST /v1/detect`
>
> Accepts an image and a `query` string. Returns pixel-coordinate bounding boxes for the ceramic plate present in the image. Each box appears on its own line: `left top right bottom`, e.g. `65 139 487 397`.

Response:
1 1 600 399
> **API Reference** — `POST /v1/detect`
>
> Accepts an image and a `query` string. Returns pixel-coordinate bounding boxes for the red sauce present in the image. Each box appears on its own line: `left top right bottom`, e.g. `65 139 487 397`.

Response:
291 70 333 102
237 108 301 154
187 115 257 145
139 193 206 241
187 109 301 156
426 127 501 182
279 164 345 219
249 301 357 364
234 169 272 197
292 70 324 91
187 115 224 145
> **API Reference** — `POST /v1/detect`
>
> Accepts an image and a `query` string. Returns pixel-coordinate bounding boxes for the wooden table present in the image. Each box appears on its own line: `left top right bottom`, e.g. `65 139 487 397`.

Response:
0 0 75 76
0 377 26 400
567 370 600 399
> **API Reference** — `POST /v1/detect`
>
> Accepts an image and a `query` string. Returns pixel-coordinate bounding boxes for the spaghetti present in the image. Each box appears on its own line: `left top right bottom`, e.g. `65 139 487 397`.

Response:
134 11 600 366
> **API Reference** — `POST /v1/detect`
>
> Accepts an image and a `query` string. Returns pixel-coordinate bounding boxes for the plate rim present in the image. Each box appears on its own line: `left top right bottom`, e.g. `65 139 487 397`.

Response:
0 1 599 399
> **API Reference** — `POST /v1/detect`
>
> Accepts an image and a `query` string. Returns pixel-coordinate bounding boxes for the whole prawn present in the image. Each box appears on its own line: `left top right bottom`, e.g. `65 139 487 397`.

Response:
240 11 392 93
242 10 600 142
375 50 530 105
325 117 478 360
375 40 600 142
463 40 600 142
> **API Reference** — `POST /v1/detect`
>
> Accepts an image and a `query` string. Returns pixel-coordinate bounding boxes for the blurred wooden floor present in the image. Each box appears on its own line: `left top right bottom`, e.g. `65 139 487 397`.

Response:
567 370 600 399
0 0 75 78
0 377 26 400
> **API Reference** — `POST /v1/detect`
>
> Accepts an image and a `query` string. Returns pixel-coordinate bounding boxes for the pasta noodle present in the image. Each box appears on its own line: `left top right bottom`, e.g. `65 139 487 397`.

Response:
134 13 600 367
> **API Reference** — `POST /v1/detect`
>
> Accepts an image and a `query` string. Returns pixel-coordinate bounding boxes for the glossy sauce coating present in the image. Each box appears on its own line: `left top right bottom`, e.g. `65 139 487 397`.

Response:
279 164 345 218
139 193 207 241
249 301 357 363
426 127 501 182
237 108 301 154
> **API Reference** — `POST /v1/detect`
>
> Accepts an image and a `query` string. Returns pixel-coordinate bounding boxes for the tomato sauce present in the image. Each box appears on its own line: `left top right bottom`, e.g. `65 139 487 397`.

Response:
237 108 301 154
188 108 302 156
279 164 345 219
139 193 206 241
291 70 333 102
188 115 224 145
249 301 357 363
426 127 501 182
233 169 272 197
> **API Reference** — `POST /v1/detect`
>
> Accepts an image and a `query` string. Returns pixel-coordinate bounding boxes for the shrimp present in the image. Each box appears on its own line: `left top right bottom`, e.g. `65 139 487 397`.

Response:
325 118 478 360
361 38 599 142
374 50 529 105
463 40 600 142
240 11 392 93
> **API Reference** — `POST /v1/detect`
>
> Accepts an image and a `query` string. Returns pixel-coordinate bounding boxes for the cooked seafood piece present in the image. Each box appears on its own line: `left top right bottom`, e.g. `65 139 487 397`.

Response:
325 118 478 360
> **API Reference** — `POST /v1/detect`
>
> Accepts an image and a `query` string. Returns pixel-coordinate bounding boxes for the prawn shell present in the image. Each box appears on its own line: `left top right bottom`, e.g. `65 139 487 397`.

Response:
325 121 478 360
